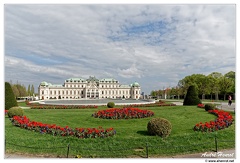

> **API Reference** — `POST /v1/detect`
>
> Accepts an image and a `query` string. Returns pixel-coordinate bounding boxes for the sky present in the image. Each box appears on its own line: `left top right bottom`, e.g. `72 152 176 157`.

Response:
4 4 236 95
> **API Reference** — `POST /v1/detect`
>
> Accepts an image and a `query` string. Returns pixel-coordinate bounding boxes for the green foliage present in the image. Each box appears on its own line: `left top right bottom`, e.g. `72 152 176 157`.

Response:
5 82 18 110
7 107 24 118
147 117 172 138
204 103 216 111
183 85 201 105
107 102 115 108
11 83 28 97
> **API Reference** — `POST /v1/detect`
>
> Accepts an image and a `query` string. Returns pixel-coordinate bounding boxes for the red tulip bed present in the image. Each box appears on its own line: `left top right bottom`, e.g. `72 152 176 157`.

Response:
11 116 116 138
122 102 176 108
193 109 233 132
92 108 154 119
197 103 205 108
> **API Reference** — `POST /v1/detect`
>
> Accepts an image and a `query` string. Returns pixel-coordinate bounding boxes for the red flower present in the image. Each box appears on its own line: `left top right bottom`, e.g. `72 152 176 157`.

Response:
92 108 154 119
194 109 233 132
10 116 116 139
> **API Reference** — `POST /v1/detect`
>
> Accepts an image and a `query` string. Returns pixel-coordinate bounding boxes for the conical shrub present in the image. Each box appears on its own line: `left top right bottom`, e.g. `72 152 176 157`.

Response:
5 82 18 110
183 85 201 105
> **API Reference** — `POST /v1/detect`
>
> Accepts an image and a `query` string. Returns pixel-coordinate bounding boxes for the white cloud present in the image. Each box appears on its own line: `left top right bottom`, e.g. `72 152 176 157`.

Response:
4 4 236 94
118 64 144 78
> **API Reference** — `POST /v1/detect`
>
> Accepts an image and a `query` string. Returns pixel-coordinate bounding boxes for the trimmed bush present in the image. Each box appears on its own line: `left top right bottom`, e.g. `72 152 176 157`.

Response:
5 82 18 110
8 107 24 118
107 102 115 108
147 118 172 138
205 103 216 111
183 85 201 105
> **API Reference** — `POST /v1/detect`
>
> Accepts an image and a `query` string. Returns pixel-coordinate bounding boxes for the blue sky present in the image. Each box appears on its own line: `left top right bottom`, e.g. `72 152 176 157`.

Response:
4 4 236 94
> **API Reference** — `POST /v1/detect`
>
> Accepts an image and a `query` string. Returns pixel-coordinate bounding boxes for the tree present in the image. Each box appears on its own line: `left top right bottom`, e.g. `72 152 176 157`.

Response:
31 84 35 95
11 84 20 98
16 84 27 97
208 72 222 100
5 82 18 110
224 71 235 98
219 76 233 100
183 85 201 105
150 90 157 97
27 84 31 95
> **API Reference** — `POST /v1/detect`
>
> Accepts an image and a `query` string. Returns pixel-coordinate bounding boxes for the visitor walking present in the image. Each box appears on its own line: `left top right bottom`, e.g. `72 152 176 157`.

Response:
228 95 232 106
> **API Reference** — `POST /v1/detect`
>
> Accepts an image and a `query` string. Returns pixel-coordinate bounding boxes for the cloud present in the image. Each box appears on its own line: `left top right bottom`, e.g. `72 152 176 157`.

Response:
4 4 236 94
118 64 144 78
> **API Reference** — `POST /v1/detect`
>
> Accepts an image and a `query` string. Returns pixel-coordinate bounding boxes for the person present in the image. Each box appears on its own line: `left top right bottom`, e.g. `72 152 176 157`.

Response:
228 95 232 106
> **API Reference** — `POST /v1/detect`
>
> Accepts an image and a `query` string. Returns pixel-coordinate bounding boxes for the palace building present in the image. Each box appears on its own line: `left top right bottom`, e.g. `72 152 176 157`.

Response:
38 76 141 100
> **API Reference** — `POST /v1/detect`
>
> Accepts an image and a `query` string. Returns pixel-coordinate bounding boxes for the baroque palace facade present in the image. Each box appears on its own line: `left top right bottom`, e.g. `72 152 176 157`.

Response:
38 76 141 100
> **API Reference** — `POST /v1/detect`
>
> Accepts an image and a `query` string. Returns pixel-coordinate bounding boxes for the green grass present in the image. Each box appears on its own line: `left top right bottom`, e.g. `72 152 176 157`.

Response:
5 106 235 158
17 101 28 107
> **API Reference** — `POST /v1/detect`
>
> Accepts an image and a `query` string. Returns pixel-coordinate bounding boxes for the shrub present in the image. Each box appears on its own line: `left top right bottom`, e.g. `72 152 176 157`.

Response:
107 102 115 108
205 103 216 111
8 107 24 118
5 82 18 110
183 85 201 105
147 118 172 138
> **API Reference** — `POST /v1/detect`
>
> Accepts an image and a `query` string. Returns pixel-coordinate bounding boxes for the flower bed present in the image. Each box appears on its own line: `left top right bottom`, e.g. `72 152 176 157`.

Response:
5 110 8 116
122 103 176 108
30 105 98 109
92 108 154 119
193 109 233 132
197 103 205 108
11 116 116 138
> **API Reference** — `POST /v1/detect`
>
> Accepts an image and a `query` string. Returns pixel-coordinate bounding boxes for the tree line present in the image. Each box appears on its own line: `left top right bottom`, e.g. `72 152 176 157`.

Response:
9 81 35 98
150 71 235 101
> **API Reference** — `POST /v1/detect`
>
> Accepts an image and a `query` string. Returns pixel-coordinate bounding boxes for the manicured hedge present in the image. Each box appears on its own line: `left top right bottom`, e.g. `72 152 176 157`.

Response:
5 82 18 110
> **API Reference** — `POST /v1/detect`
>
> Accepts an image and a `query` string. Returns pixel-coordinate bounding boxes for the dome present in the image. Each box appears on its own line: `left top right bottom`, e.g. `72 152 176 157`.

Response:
132 82 140 87
40 81 48 86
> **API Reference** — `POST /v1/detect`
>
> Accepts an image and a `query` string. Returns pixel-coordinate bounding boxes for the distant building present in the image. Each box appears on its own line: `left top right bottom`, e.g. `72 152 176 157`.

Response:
38 76 141 100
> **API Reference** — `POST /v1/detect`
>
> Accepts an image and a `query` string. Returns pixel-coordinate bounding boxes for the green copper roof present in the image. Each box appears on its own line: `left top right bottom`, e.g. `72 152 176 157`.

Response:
132 82 140 87
40 81 48 86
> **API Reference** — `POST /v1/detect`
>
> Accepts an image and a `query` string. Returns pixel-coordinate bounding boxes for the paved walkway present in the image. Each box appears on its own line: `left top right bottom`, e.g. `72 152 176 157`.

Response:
171 101 235 112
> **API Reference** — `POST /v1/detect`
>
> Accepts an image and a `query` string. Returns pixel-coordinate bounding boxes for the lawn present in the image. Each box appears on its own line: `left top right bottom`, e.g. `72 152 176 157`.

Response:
5 105 235 158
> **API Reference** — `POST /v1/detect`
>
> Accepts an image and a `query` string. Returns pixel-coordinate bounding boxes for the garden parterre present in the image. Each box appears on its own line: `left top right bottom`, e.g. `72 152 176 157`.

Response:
6 104 235 158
